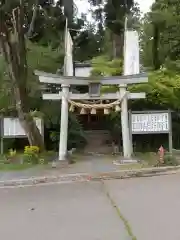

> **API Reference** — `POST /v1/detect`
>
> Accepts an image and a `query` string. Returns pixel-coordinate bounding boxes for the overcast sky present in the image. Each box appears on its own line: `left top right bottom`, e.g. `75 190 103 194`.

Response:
75 0 155 15
137 0 154 13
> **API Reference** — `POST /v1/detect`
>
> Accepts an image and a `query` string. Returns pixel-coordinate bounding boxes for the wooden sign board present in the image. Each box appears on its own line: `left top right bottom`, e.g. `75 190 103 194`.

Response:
130 111 172 154
131 112 170 134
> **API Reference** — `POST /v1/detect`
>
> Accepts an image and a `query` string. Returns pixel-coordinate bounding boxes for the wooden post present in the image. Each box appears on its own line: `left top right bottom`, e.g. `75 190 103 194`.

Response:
0 117 3 155
129 110 133 155
168 110 173 155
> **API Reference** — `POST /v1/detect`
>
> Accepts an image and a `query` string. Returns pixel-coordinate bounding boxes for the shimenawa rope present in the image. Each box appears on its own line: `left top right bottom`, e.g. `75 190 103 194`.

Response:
66 92 128 110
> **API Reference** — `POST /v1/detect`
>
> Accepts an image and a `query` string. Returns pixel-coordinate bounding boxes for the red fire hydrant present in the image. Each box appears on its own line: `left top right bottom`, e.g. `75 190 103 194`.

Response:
158 145 165 164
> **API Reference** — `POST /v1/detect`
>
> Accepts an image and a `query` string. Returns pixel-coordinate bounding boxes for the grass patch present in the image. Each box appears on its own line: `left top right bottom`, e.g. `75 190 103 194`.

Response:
0 150 55 172
135 152 180 167
134 152 158 166
117 163 148 170
0 153 48 171
0 163 35 171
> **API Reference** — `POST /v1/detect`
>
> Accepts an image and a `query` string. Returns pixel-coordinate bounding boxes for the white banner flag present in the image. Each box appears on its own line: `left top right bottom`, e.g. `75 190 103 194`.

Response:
124 30 140 75
64 20 73 76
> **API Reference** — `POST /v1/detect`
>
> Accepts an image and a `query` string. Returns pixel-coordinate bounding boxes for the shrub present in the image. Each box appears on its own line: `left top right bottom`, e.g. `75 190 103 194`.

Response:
23 146 39 164
38 158 46 165
5 149 17 164
68 113 87 150
163 153 178 166
50 113 87 151
9 149 17 158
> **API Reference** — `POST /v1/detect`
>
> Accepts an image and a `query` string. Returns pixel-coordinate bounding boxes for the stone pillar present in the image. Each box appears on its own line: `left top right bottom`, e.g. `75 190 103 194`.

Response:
59 84 70 162
119 84 131 158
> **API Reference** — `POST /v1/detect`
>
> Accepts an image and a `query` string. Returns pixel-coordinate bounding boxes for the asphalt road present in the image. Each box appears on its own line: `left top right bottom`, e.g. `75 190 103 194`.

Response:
1 174 180 240
0 182 129 240
106 173 180 240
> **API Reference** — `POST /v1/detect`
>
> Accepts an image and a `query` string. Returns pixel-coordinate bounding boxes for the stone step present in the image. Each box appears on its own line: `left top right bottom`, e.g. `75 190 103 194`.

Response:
84 130 112 154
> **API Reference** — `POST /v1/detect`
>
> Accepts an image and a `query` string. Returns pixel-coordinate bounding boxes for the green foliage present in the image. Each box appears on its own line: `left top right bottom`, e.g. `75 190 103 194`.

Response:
129 70 180 110
104 0 134 34
91 56 123 76
68 113 87 149
0 0 66 47
50 113 87 150
5 149 18 164
0 56 16 114
163 153 178 166
27 42 64 106
91 57 180 149
0 40 63 112
91 55 180 111
107 112 121 143
74 25 103 61
38 158 46 165
27 41 63 73
89 0 140 58
141 0 180 71
0 163 33 171
8 149 17 158
91 57 180 111
23 146 39 164
89 37 180 150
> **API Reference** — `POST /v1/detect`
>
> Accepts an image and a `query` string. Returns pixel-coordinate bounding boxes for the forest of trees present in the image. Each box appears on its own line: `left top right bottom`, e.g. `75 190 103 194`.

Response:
0 0 180 152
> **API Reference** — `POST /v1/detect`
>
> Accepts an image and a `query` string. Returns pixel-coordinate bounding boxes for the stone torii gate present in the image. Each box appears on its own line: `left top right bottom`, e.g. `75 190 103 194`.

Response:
35 70 148 162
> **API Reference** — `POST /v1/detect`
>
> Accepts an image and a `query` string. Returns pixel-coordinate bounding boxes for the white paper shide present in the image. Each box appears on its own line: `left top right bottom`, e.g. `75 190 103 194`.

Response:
124 30 140 75
131 113 169 133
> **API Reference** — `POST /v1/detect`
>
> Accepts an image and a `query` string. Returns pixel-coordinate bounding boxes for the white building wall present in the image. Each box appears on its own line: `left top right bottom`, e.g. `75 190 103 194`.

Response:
75 67 92 77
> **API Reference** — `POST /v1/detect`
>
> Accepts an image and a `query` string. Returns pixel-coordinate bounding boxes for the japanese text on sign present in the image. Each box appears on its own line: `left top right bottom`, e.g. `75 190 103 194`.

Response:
131 113 169 134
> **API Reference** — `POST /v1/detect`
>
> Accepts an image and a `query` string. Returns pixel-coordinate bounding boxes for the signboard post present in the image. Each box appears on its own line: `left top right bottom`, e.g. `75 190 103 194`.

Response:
130 110 172 154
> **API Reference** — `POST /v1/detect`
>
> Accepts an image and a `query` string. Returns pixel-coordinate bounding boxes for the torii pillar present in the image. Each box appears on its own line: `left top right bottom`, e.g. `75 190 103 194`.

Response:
120 84 131 158
59 84 70 161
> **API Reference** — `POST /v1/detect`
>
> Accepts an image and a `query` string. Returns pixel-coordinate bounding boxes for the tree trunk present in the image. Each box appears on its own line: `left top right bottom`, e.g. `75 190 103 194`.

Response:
152 23 160 70
0 5 44 151
13 79 44 150
17 106 44 150
112 33 124 59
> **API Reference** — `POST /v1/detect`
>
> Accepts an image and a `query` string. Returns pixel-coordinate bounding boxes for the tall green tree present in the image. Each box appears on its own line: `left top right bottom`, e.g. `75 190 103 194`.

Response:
141 0 180 71
0 0 66 150
89 0 140 58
